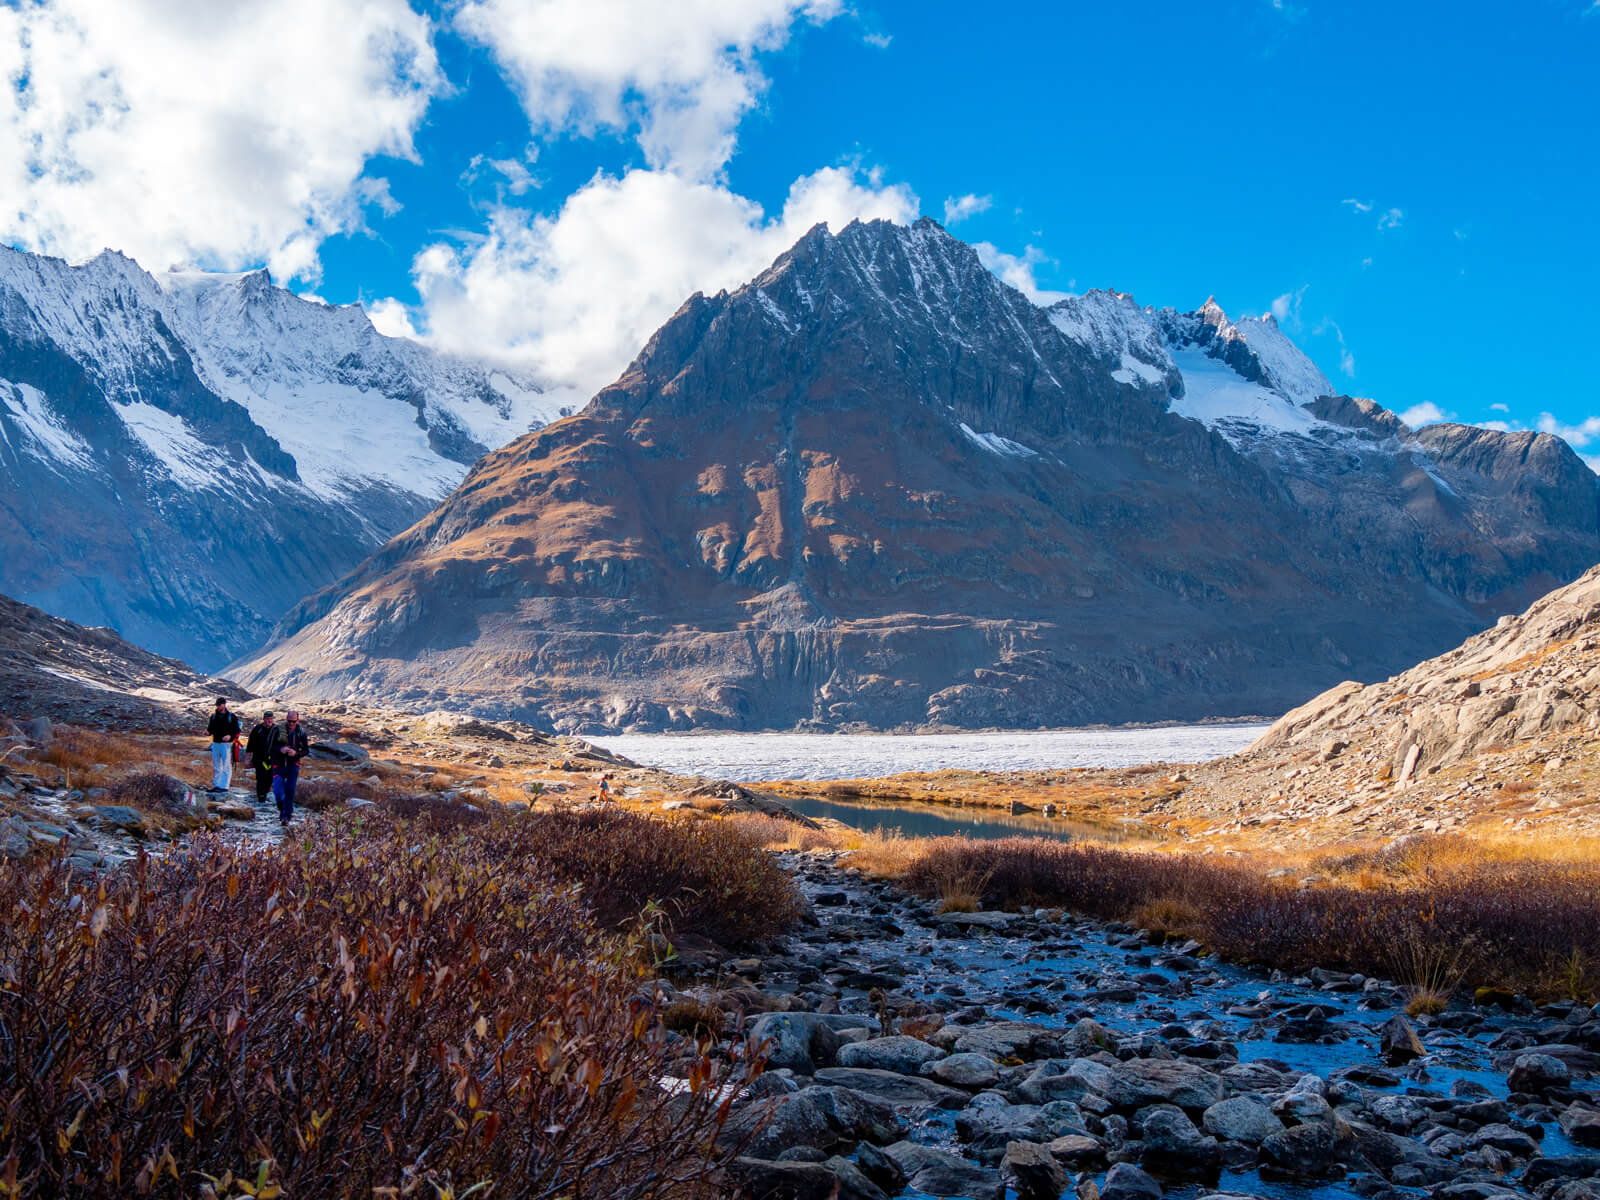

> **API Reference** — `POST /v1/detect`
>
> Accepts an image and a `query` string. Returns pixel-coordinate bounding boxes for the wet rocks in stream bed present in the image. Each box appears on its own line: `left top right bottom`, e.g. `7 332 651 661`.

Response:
715 852 1599 1200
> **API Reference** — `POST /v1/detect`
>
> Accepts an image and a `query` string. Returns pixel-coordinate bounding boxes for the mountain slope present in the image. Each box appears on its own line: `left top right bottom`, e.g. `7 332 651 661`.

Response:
0 590 247 731
0 246 573 667
231 218 1600 732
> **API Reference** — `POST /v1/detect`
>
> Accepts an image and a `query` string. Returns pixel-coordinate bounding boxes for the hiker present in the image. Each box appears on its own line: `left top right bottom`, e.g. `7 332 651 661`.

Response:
206 697 240 792
244 711 277 806
596 772 612 803
270 709 310 824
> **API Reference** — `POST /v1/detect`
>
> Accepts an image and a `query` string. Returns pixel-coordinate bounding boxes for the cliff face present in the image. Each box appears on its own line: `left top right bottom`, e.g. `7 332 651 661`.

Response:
231 219 1600 733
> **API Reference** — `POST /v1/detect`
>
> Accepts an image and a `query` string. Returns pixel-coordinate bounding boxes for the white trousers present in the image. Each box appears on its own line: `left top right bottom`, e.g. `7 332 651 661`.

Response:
211 742 233 789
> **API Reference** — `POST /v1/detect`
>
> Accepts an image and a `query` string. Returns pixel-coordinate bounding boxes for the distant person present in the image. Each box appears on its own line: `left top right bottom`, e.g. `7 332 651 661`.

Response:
244 711 277 807
270 709 310 824
206 697 240 792
596 773 612 803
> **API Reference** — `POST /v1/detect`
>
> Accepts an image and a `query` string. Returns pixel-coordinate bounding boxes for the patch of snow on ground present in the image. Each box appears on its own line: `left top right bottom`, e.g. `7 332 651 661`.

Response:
1169 350 1327 436
960 421 1039 458
1 382 95 471
590 724 1270 782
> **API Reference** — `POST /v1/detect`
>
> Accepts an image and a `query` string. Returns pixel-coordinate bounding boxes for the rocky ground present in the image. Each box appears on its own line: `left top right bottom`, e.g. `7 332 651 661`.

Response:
685 854 1600 1200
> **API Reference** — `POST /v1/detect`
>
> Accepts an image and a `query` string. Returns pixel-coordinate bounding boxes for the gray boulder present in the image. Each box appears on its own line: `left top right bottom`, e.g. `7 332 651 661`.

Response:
1001 1140 1068 1200
882 1141 1003 1200
1139 1105 1222 1177
1101 1058 1224 1110
930 1052 1001 1090
813 1067 967 1110
749 1012 843 1073
1258 1120 1348 1179
1202 1096 1283 1145
1100 1162 1162 1200
1508 1052 1571 1093
838 1035 944 1074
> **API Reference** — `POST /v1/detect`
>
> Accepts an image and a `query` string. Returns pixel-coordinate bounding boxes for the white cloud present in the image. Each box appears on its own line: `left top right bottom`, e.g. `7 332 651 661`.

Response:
393 164 918 394
862 31 894 49
942 194 992 225
1269 285 1307 329
1342 198 1374 213
1537 413 1600 448
1313 318 1355 378
465 152 540 197
1401 402 1448 427
1377 207 1404 231
972 243 1069 305
0 0 442 283
1490 402 1510 413
454 0 842 179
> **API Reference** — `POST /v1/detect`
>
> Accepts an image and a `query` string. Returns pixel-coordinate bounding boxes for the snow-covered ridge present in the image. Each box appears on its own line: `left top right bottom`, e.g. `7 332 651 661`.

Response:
0 244 571 504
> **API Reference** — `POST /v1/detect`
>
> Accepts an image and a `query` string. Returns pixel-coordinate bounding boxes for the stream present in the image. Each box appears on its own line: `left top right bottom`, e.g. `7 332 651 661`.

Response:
707 853 1600 1200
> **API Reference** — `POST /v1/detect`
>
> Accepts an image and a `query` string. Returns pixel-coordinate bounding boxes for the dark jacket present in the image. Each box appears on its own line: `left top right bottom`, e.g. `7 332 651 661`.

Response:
244 723 276 768
269 724 310 770
207 710 240 743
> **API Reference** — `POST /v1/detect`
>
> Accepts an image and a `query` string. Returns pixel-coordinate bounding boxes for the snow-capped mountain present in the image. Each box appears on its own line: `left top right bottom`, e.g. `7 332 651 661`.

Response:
0 244 573 667
233 218 1600 732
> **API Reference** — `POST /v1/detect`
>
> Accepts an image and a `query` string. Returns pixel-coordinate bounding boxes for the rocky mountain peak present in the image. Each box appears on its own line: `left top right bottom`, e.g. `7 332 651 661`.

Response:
232 221 1600 734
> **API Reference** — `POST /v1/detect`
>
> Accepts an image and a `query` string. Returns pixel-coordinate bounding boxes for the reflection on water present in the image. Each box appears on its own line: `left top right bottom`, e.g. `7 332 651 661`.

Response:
780 793 1163 843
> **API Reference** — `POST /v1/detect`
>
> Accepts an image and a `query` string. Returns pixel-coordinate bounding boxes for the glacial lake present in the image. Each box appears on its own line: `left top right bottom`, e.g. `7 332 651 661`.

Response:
589 723 1271 783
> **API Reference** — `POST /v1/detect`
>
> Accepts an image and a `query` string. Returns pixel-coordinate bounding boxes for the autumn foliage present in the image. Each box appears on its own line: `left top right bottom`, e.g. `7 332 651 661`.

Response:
903 836 1600 999
0 809 774 1198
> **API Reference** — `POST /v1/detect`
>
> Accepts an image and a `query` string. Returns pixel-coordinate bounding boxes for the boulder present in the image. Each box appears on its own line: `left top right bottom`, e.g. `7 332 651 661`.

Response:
853 1142 906 1194
929 1052 1001 1090
1202 1096 1283 1145
1045 1133 1106 1168
821 1157 890 1200
812 1068 967 1110
1001 1140 1068 1200
726 1158 836 1200
941 1020 1063 1061
1559 1104 1600 1148
956 1103 1057 1164
882 1141 1003 1200
749 1012 843 1073
933 911 1015 932
838 1035 944 1074
1101 1058 1224 1111
1258 1120 1348 1179
1378 1015 1425 1065
307 740 370 765
23 716 51 748
1508 1052 1572 1093
1099 1162 1162 1200
90 805 148 835
1139 1105 1222 1177
1466 1123 1540 1158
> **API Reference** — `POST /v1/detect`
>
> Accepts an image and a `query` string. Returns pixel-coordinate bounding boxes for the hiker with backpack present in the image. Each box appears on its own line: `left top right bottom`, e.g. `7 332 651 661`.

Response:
269 710 310 825
206 697 240 792
244 711 277 807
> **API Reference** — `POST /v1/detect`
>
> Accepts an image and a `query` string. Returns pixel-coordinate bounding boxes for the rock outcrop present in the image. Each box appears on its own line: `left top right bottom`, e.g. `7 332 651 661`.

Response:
1249 562 1600 776
231 219 1600 732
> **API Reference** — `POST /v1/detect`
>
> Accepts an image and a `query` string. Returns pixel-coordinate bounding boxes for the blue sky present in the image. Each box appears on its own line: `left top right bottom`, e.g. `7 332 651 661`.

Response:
3 0 1597 442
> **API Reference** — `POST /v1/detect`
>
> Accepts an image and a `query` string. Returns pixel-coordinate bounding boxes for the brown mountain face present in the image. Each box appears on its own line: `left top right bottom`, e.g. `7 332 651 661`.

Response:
232 219 1600 733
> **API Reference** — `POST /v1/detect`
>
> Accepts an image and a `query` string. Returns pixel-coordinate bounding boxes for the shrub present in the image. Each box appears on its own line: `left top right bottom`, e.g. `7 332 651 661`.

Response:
482 808 802 947
901 838 1600 999
0 823 755 1199
103 771 195 812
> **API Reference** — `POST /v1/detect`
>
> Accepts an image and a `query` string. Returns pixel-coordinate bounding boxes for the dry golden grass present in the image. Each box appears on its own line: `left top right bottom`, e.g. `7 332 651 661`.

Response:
1132 894 1205 940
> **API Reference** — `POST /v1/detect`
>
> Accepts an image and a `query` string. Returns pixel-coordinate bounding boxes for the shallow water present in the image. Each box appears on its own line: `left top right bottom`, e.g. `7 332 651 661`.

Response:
780 793 1162 844
591 723 1271 782
777 856 1593 1200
